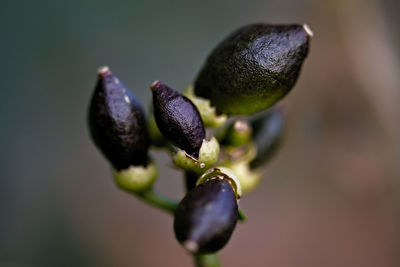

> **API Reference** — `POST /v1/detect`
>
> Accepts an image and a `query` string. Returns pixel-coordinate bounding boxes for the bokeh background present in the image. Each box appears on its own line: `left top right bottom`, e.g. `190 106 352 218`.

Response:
1 0 399 266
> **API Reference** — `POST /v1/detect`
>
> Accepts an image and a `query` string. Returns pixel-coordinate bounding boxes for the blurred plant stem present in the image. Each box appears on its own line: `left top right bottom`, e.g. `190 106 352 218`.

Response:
194 254 220 267
137 189 178 213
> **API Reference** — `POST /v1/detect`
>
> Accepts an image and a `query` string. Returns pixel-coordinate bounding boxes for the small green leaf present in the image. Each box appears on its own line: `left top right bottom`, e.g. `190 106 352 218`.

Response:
238 209 246 222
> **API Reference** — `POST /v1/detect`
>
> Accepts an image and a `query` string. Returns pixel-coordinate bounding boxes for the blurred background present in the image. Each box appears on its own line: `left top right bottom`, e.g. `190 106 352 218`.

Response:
0 0 399 266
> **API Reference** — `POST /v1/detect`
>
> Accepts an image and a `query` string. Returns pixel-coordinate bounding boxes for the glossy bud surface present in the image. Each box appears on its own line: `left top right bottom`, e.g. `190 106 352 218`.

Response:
174 178 238 254
151 81 205 158
88 67 149 170
195 24 311 115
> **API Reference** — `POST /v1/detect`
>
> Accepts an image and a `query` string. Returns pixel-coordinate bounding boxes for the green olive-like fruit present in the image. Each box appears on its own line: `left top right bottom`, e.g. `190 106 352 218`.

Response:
194 24 312 115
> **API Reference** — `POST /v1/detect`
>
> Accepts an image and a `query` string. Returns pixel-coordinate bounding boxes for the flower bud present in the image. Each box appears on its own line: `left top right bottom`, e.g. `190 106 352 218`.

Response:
151 81 205 158
194 24 312 115
224 160 261 194
147 115 168 147
221 120 252 147
174 177 238 254
88 66 150 170
250 107 285 169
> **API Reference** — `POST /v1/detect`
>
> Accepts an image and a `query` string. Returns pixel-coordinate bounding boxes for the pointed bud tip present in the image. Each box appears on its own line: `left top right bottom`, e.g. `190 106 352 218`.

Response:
183 240 199 253
302 24 313 38
234 120 250 133
150 80 161 91
97 66 112 77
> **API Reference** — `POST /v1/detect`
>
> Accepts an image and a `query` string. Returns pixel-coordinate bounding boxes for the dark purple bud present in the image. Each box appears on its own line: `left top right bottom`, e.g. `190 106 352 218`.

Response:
151 81 205 158
174 178 238 254
88 67 149 170
250 107 285 169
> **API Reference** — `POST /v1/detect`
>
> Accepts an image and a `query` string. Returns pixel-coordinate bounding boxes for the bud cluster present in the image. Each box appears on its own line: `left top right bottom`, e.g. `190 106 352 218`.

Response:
87 23 311 263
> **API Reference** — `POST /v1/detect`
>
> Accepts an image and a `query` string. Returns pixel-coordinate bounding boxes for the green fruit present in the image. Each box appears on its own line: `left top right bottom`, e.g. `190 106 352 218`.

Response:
194 24 312 115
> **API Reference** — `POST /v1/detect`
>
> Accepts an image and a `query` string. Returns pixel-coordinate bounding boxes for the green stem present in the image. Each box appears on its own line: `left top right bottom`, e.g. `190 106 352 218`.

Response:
194 254 220 267
137 189 178 214
238 209 247 222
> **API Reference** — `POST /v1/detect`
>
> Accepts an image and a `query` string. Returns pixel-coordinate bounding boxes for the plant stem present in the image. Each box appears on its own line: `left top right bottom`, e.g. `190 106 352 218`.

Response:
194 254 220 267
184 171 199 192
137 189 178 213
